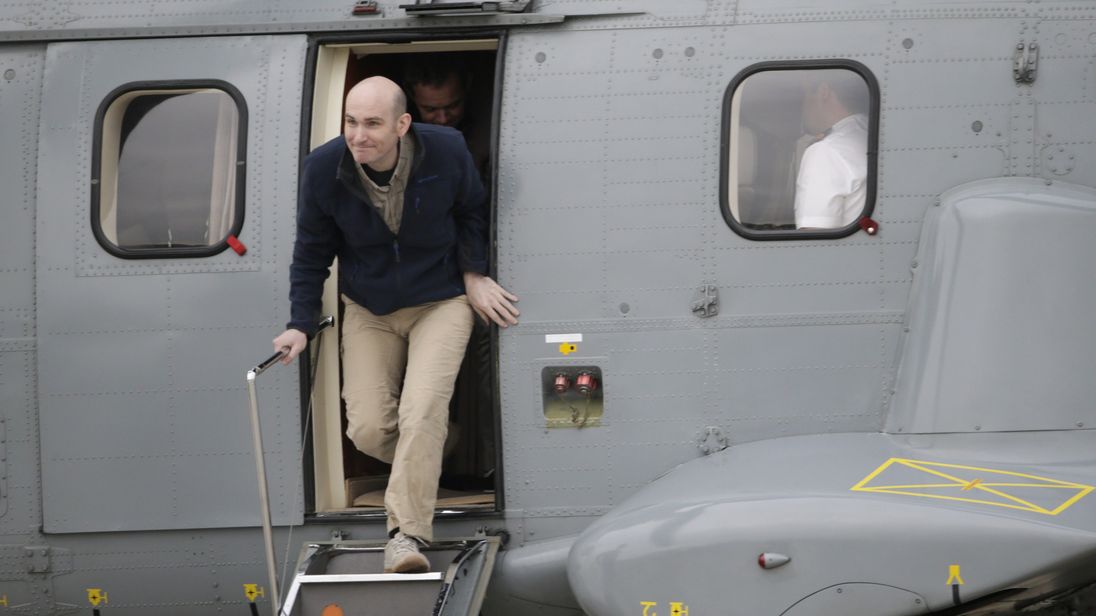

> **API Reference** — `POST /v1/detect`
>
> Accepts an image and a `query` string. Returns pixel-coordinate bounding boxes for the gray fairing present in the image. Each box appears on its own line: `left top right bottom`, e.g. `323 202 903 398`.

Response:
886 178 1096 434
567 431 1096 616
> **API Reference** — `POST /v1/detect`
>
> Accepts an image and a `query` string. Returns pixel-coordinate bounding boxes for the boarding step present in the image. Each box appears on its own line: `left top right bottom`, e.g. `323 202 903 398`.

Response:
282 536 500 616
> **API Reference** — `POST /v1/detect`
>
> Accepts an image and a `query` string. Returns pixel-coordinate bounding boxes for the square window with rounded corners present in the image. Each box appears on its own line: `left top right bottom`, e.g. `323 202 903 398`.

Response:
91 81 247 259
721 61 879 241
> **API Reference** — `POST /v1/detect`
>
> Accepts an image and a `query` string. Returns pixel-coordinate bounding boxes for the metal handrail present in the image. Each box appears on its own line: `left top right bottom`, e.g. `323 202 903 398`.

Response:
245 316 334 616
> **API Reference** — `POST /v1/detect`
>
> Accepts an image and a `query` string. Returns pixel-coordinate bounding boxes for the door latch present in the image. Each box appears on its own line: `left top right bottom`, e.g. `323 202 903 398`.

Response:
692 285 719 318
1013 41 1038 84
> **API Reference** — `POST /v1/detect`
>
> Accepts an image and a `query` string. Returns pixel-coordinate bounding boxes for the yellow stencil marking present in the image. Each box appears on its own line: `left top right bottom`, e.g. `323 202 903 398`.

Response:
947 564 964 585
641 601 657 616
86 589 108 607
244 584 264 602
670 602 689 616
0 594 8 607
559 343 577 355
851 458 1094 515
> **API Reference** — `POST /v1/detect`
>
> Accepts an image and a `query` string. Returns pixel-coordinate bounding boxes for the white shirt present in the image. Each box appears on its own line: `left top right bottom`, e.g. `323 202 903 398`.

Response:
794 113 868 229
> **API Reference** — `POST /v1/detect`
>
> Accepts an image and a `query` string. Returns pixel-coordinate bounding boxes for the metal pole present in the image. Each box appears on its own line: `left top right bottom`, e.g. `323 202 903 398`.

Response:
245 316 333 616
247 365 282 616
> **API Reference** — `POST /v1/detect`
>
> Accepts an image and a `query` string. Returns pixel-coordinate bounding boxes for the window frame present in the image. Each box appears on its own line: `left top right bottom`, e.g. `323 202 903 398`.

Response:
90 79 249 259
719 59 880 241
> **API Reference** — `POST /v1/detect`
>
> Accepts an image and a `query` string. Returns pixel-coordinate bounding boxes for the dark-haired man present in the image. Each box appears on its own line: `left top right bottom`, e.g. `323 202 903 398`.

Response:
794 71 870 229
404 55 491 178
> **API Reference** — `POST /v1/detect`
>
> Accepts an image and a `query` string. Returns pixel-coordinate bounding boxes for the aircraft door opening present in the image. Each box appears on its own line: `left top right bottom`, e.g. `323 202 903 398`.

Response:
307 38 501 517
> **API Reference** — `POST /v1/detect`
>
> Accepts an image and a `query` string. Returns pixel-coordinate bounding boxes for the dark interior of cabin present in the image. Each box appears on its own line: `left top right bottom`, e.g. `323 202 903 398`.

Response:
334 47 499 513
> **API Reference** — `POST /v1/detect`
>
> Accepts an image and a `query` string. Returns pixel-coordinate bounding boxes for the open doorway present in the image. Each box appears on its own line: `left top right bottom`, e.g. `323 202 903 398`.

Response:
307 38 501 516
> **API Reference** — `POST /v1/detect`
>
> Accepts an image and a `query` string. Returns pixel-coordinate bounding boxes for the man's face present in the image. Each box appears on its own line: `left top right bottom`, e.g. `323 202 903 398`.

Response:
344 92 409 169
411 74 466 128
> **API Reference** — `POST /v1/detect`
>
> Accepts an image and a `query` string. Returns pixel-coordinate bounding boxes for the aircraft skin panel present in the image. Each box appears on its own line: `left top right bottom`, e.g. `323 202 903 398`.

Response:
0 44 45 543
497 20 898 525
0 45 43 336
568 431 1096 616
0 1 566 42
883 19 1029 80
878 147 1009 199
34 35 308 533
782 583 930 616
0 0 1089 43
1038 102 1096 148
882 105 1014 154
0 352 35 526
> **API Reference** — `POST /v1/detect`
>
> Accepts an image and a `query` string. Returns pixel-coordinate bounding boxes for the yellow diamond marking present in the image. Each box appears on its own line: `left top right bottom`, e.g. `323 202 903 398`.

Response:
851 458 1094 516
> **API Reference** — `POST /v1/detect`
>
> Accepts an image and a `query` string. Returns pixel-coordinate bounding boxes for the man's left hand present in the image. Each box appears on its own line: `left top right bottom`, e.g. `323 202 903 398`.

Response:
463 272 519 328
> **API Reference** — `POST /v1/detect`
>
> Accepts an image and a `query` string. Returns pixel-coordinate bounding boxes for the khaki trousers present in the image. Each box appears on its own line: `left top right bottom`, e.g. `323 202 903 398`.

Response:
341 294 474 541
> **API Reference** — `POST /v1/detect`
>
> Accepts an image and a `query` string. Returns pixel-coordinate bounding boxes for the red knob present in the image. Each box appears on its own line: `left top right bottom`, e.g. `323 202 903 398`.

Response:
858 217 879 235
575 372 598 395
553 373 571 394
226 234 247 256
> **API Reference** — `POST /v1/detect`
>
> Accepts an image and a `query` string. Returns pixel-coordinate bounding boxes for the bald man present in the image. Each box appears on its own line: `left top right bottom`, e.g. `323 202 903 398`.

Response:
273 77 518 573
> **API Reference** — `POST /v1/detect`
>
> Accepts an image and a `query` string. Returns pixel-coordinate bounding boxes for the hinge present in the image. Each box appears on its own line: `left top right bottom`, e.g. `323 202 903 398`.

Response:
400 0 531 16
691 285 719 318
1013 41 1038 84
24 546 50 573
351 0 381 16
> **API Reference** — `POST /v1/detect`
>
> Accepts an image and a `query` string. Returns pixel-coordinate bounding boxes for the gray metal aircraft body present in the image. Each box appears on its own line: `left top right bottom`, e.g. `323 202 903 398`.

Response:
0 1 1095 614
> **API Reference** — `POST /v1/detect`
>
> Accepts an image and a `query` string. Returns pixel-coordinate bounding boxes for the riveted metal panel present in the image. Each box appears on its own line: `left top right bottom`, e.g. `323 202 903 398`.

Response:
497 22 898 520
885 15 1032 62
712 325 894 439
0 0 563 42
0 44 44 537
879 148 1008 197
886 58 1019 110
0 46 41 340
0 384 6 519
36 35 307 532
882 106 1013 153
736 0 892 14
0 357 39 533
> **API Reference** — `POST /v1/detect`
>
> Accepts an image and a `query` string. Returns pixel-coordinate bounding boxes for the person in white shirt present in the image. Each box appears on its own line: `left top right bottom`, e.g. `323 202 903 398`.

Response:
794 71 869 229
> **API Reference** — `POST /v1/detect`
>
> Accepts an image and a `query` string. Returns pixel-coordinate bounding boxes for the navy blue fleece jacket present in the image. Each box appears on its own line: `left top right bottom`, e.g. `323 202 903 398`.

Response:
287 123 488 336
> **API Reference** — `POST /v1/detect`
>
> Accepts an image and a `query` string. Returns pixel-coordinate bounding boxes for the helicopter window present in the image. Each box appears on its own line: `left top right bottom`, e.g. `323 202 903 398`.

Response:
91 82 247 259
721 62 878 240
